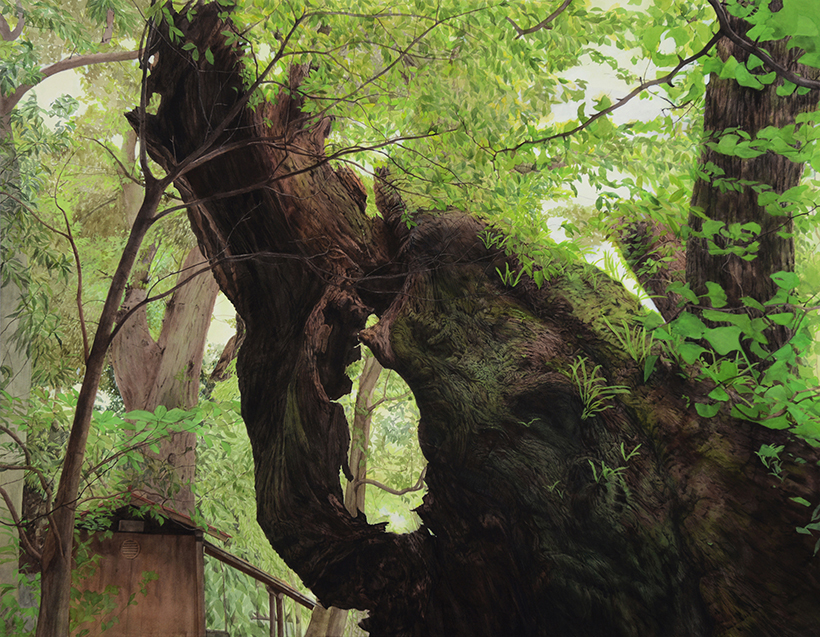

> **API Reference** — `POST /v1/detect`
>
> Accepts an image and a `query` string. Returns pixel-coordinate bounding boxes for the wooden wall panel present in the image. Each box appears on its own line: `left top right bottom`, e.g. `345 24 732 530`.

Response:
72 531 205 637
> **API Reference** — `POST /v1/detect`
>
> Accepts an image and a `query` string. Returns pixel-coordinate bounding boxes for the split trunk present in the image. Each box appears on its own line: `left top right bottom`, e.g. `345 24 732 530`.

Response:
136 5 820 635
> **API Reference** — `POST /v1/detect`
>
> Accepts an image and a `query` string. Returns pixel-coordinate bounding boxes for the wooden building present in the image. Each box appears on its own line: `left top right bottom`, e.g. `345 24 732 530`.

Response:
71 492 315 637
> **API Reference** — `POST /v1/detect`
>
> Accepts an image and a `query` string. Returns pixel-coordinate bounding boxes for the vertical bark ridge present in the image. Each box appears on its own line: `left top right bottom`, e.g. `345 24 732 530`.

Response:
686 16 820 351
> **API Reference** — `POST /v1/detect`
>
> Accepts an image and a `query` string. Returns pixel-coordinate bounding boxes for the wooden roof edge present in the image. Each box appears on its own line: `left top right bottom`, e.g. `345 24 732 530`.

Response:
202 539 316 609
127 490 232 543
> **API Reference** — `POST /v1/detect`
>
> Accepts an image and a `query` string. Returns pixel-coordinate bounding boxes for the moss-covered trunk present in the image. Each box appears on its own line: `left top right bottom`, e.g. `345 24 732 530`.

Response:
136 5 820 635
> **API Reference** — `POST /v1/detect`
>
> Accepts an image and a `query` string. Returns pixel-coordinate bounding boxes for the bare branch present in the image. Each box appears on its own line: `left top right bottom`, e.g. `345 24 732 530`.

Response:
506 0 572 39
707 0 820 90
84 137 143 187
353 466 427 497
368 390 412 412
54 156 90 361
0 486 42 562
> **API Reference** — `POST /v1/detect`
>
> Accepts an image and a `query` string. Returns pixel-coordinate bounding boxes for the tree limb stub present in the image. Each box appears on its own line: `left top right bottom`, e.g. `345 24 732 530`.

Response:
137 4 820 635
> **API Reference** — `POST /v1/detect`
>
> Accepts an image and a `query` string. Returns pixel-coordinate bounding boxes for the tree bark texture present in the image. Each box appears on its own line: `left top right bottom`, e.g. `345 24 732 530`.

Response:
686 14 820 349
615 219 685 322
137 5 820 635
110 243 219 514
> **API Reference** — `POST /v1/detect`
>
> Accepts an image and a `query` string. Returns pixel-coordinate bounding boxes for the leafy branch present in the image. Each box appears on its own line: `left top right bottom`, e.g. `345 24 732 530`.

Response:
494 31 722 155
505 0 572 38
706 0 820 90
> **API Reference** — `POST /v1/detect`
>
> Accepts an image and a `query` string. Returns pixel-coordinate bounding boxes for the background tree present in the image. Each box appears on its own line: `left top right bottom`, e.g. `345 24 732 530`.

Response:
1 0 142 611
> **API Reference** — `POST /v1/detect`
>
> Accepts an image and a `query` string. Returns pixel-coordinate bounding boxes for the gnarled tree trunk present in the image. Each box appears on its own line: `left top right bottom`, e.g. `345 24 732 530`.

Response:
135 5 820 635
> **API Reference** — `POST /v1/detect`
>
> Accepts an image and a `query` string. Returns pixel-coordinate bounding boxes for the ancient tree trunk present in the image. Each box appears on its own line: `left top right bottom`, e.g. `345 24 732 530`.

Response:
110 244 219 514
137 5 820 635
686 14 820 349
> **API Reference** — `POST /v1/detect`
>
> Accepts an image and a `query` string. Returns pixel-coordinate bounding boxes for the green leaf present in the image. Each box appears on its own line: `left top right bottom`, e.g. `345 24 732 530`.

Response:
770 312 795 326
704 326 743 355
123 410 155 422
708 387 730 401
716 133 739 154
771 271 799 289
643 355 658 382
704 282 728 308
671 312 707 340
678 342 706 364
733 64 764 89
695 402 721 418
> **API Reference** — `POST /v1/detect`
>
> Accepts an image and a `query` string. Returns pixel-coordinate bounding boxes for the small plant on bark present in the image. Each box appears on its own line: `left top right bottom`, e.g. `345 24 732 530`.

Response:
566 357 630 420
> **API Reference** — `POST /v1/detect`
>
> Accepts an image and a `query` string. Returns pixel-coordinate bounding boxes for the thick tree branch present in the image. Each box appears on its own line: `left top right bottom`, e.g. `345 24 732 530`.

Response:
39 49 140 82
0 0 23 41
506 0 572 38
707 0 820 90
109 261 214 343
1 49 140 117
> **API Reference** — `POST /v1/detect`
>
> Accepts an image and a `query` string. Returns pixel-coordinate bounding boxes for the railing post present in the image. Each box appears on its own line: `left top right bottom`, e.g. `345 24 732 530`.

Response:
276 591 285 637
268 586 276 637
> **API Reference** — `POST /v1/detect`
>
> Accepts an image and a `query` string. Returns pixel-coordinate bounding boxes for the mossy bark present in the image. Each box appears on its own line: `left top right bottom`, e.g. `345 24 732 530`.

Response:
136 5 820 635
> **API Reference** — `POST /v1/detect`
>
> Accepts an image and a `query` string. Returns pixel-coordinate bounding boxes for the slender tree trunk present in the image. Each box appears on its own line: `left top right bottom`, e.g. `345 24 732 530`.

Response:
305 354 381 636
35 185 163 637
138 5 820 636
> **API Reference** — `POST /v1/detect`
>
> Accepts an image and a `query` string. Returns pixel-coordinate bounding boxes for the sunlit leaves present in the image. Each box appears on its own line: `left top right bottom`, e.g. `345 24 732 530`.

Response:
737 0 820 69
